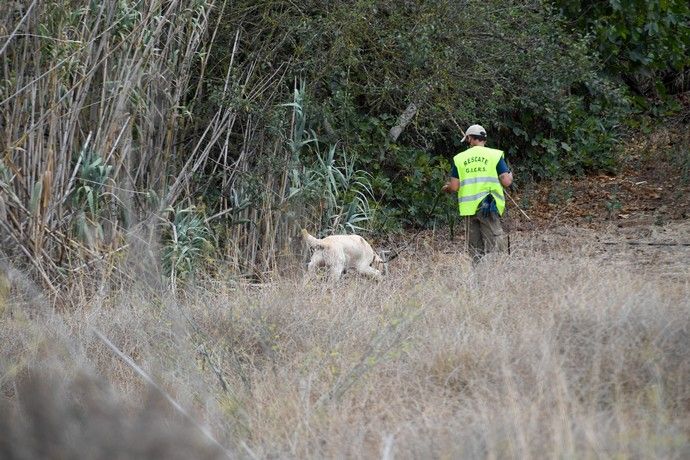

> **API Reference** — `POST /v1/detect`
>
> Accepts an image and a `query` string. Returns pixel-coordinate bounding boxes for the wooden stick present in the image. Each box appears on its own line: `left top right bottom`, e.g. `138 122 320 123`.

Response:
504 190 531 221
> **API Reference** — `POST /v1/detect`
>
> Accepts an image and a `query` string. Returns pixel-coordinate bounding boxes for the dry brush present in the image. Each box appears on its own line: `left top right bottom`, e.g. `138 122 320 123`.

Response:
1 229 688 458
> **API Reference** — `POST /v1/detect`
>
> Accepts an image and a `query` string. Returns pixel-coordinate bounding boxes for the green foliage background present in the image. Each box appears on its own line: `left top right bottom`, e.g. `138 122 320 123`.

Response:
556 0 690 100
192 0 674 230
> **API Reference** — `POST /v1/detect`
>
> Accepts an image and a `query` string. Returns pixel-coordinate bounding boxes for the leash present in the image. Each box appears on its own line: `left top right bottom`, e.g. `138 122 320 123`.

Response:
383 190 444 263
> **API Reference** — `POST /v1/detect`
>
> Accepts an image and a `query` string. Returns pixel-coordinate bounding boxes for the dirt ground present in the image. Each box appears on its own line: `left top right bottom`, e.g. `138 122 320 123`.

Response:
508 124 690 231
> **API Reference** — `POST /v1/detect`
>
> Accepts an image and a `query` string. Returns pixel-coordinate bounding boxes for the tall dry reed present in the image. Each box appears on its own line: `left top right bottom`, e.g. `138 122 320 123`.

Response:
0 1 365 292
0 0 218 294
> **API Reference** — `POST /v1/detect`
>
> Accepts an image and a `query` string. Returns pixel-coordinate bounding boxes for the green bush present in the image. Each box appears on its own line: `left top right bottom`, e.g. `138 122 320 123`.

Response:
554 0 690 98
192 0 634 231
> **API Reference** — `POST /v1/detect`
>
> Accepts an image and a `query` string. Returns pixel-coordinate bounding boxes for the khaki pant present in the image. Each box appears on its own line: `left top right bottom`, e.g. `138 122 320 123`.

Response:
464 213 508 262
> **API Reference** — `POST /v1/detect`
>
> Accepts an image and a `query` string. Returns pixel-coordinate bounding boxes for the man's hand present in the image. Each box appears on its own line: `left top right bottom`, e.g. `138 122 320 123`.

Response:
499 171 513 188
442 178 460 193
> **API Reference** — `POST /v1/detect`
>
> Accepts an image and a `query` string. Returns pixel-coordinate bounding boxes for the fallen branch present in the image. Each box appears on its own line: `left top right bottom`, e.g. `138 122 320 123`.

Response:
389 102 418 142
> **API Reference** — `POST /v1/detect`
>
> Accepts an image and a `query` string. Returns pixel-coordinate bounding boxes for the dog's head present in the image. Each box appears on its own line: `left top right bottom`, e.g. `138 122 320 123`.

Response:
373 251 389 276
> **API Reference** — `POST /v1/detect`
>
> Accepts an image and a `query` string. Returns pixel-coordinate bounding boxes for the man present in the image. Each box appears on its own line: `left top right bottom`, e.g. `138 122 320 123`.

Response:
442 124 513 261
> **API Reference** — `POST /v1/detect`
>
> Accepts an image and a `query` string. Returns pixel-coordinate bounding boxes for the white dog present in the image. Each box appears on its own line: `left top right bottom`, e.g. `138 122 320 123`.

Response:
301 229 386 282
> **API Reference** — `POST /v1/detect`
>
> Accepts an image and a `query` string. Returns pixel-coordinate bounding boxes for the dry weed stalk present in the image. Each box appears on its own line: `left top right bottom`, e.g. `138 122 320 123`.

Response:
2 232 688 458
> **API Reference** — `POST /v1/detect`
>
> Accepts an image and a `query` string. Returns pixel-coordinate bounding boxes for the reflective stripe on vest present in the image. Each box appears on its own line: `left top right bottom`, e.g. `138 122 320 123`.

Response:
459 176 501 187
452 146 506 216
457 190 505 203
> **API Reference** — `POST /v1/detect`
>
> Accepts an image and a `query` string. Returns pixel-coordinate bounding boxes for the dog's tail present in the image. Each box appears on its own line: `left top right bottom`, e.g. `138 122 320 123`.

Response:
301 228 325 248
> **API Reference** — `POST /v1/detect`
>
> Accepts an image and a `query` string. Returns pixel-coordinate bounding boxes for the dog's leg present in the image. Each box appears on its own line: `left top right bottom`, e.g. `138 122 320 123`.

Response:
329 262 345 283
355 263 383 281
302 251 324 286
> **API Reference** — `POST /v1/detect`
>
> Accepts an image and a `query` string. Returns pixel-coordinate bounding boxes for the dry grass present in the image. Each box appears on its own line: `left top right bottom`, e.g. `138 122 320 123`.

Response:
1 225 689 458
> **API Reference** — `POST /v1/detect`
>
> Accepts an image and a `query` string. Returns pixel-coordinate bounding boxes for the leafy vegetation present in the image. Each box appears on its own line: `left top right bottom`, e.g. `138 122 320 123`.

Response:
0 0 687 286
161 206 214 289
198 0 630 229
555 0 690 100
281 83 377 235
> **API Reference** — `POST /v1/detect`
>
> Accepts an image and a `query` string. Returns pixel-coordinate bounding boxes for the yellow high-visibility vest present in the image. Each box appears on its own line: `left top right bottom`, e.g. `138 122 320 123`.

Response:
452 145 506 216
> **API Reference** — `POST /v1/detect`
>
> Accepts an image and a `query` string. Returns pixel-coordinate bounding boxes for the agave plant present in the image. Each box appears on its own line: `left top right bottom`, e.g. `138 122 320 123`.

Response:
282 78 318 196
161 206 214 287
72 151 113 216
70 150 118 248
282 80 375 236
308 144 375 235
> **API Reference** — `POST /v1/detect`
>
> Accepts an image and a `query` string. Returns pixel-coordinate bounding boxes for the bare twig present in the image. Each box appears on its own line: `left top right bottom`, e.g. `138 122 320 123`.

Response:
505 190 531 221
0 0 39 57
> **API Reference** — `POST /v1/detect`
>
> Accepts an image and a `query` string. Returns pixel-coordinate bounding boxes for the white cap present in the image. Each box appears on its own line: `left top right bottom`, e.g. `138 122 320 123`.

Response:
461 124 487 142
